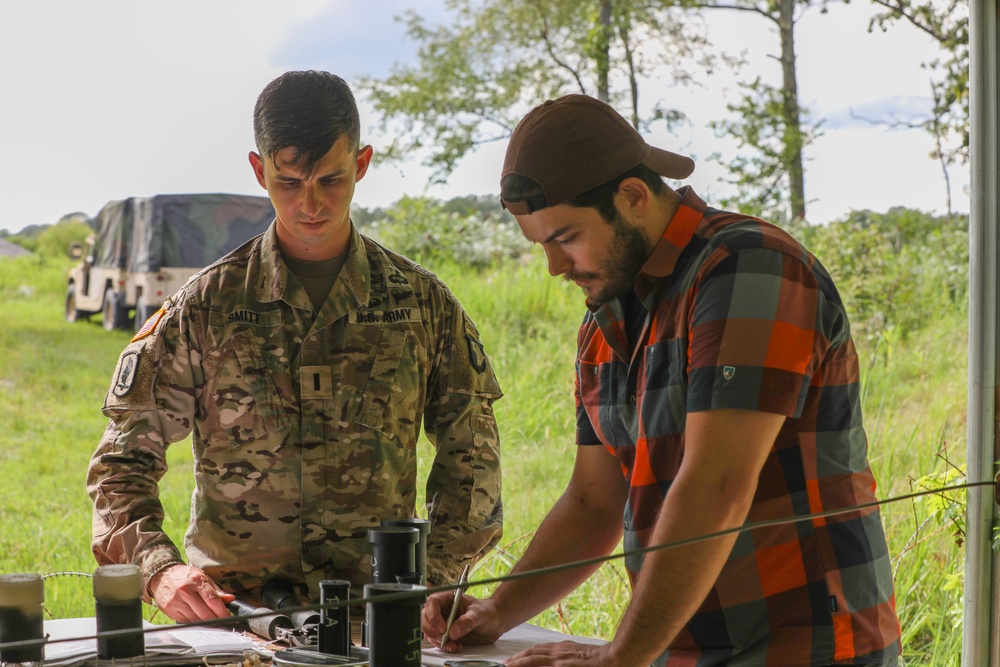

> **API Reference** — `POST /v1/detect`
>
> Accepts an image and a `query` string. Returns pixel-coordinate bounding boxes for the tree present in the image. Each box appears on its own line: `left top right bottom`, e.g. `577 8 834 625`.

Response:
358 0 713 184
707 76 820 220
35 213 92 258
687 0 832 222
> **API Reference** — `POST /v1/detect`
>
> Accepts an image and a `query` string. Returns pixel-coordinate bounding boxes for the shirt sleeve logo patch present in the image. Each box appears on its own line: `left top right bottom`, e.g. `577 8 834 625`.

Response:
113 352 139 397
723 365 736 380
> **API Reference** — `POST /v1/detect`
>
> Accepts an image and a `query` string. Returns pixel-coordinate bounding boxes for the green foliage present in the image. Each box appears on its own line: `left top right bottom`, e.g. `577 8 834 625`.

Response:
360 195 532 268
858 309 967 664
911 467 967 542
0 257 142 619
789 207 968 342
358 0 710 181
708 76 821 222
869 0 969 165
0 255 75 298
35 217 93 259
5 213 92 258
0 212 978 661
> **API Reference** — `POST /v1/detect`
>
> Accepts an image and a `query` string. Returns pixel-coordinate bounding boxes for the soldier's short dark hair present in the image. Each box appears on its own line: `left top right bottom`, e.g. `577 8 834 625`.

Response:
253 70 362 174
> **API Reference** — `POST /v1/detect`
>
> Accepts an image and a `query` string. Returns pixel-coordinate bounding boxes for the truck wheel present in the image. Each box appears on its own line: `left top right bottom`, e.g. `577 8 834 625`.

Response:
102 288 129 332
134 296 154 332
65 283 89 323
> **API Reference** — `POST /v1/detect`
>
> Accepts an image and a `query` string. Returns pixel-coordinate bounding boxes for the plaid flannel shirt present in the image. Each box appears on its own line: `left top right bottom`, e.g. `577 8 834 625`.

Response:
575 187 901 665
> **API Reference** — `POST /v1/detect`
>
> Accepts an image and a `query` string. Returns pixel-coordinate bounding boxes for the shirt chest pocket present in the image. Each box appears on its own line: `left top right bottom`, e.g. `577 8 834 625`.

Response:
640 339 688 438
201 330 289 448
577 358 621 445
578 338 689 445
345 327 421 446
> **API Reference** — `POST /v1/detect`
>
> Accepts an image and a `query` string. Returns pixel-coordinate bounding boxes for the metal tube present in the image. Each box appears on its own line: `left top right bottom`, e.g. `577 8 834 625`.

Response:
364 583 426 667
367 526 419 584
319 579 351 656
381 517 431 585
964 0 1000 665
226 599 294 640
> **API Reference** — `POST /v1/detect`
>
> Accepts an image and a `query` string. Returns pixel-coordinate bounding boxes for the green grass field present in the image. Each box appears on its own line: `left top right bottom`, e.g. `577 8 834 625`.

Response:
0 251 967 664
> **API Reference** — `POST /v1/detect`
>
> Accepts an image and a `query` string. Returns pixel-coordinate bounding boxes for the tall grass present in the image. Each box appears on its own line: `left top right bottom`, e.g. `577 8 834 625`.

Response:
0 243 971 662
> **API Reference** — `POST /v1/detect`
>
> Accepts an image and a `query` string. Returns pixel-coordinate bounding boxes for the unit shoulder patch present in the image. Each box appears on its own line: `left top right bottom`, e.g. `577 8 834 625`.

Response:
112 352 140 397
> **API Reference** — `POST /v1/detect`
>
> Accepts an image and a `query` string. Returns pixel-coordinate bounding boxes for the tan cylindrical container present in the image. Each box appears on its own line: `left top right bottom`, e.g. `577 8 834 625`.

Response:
93 564 144 659
0 573 45 663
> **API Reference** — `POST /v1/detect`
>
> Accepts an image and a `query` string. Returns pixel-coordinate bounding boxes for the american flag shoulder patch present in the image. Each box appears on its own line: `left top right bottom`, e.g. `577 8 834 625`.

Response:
131 308 166 342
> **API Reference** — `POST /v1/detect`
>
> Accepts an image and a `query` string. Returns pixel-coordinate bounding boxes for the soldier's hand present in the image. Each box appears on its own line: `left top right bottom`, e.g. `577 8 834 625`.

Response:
149 564 235 623
422 591 505 653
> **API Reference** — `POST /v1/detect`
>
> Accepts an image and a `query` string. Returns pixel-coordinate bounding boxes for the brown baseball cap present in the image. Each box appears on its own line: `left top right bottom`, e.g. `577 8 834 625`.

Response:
501 94 694 215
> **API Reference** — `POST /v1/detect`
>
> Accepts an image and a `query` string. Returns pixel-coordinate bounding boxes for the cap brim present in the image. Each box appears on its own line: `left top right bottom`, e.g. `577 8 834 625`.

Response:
645 147 695 180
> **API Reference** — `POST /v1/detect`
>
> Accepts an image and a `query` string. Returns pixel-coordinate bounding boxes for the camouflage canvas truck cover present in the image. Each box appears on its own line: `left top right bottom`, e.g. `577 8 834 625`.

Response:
66 193 275 332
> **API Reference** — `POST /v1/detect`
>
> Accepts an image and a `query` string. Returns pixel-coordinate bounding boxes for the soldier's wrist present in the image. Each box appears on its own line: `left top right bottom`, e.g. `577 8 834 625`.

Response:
143 558 186 602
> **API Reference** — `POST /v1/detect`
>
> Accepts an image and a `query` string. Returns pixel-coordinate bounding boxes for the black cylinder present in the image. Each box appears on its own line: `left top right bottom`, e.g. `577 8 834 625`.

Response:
367 526 419 584
380 518 431 585
318 579 351 656
95 599 144 658
395 572 422 585
226 599 293 639
0 573 45 664
364 583 426 667
261 580 321 630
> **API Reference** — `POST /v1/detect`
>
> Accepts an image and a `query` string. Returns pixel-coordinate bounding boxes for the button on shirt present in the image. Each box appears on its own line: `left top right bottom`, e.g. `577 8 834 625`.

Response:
88 223 504 600
575 187 901 665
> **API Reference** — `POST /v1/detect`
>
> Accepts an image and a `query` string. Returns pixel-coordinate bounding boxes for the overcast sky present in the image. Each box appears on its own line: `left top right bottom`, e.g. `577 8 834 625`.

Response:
0 1 968 234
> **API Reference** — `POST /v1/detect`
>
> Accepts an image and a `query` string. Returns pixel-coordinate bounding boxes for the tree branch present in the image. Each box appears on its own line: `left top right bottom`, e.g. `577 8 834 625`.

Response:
537 9 588 94
870 0 951 43
697 2 775 21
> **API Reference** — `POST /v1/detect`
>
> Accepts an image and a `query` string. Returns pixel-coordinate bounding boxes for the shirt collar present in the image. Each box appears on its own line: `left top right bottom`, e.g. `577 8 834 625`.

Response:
638 185 707 279
254 221 372 310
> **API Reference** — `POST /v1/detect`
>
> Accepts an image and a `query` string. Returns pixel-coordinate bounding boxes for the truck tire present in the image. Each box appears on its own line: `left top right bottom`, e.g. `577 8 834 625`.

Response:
134 296 154 332
65 283 91 323
102 288 129 332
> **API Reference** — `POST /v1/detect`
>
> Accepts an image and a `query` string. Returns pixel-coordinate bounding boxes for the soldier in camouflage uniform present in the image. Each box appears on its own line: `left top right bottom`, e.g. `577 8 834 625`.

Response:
87 71 503 624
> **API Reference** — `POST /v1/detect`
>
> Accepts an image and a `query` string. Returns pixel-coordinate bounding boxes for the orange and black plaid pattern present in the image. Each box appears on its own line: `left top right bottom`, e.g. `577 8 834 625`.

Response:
575 187 902 665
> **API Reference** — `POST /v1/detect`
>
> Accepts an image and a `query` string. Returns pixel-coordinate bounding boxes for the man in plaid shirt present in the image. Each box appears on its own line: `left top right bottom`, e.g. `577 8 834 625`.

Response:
422 94 902 666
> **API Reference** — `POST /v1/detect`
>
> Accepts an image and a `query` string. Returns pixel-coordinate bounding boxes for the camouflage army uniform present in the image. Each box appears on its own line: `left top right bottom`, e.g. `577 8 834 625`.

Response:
87 222 503 602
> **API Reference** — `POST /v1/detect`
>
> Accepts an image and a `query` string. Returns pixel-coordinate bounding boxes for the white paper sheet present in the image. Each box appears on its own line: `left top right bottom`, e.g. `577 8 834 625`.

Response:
421 622 607 666
42 617 270 667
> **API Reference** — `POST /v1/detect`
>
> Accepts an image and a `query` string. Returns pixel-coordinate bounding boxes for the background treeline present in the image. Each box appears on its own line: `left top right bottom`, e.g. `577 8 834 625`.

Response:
357 0 969 225
0 198 968 664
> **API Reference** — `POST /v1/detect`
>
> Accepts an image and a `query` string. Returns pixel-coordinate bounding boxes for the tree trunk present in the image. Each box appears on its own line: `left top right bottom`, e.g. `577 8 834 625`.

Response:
619 19 641 128
596 0 613 103
778 0 806 221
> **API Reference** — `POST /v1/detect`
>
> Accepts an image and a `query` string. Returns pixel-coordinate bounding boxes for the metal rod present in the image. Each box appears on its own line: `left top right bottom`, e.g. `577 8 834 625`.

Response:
963 0 1000 664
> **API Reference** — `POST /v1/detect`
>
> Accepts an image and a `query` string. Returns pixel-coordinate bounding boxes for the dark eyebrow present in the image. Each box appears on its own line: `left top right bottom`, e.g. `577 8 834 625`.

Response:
543 225 574 244
275 167 347 181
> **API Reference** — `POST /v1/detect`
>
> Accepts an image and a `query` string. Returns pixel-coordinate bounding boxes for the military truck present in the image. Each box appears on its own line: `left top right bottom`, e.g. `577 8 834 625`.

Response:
66 193 275 332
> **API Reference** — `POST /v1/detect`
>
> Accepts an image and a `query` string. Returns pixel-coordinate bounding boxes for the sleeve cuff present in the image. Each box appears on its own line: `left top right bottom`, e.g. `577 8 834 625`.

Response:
138 547 185 603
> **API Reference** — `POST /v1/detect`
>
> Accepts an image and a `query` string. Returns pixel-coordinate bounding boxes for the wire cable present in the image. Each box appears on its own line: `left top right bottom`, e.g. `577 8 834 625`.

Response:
1 478 994 652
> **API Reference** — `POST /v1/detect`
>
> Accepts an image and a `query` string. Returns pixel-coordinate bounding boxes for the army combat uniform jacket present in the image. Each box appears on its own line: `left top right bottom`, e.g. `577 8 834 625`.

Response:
87 222 503 600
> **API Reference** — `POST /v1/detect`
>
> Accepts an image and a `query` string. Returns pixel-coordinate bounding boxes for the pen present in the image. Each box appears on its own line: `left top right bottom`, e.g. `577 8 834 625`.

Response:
442 563 471 644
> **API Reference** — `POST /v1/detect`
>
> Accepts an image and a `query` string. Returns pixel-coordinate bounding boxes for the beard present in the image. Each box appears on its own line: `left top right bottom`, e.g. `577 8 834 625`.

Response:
568 209 655 307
